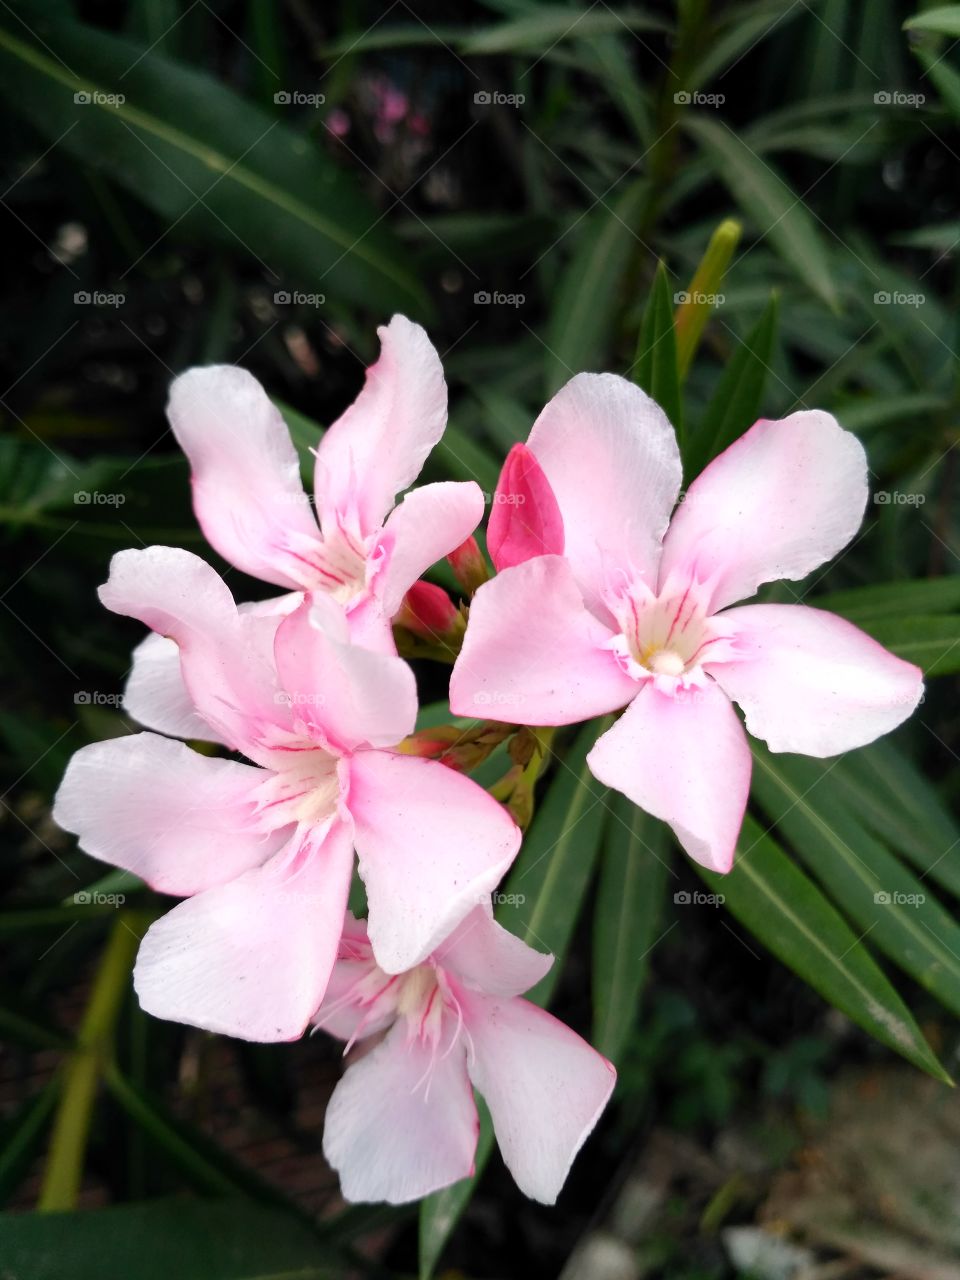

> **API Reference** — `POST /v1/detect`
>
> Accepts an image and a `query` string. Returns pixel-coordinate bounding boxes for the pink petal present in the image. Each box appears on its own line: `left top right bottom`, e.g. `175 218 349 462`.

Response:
705 603 924 756
134 820 354 1041
376 480 485 616
458 988 616 1204
659 410 868 613
487 443 564 571
587 681 751 873
434 904 553 998
274 594 417 751
449 556 637 726
322 1019 477 1204
527 373 681 616
167 365 318 589
99 548 288 762
124 633 225 744
314 316 448 537
348 751 521 973
53 733 285 895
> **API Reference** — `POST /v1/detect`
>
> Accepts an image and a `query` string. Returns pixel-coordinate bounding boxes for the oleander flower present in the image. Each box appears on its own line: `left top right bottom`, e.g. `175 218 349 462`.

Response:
164 313 482 652
315 906 616 1204
450 375 924 873
54 547 520 1041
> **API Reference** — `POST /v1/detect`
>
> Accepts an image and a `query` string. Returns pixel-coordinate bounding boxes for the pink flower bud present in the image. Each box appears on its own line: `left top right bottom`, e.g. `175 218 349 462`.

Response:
487 443 564 571
395 581 462 642
447 535 489 595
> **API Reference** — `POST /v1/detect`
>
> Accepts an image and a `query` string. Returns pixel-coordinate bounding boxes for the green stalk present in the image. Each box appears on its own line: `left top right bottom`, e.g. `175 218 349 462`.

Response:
37 916 142 1211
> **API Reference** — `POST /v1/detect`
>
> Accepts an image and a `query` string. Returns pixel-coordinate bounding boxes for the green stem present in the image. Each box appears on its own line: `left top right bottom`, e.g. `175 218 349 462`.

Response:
37 915 143 1211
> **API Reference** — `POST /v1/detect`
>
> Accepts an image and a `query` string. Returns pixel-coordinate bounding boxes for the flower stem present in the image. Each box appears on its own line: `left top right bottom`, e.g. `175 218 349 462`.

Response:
37 914 143 1211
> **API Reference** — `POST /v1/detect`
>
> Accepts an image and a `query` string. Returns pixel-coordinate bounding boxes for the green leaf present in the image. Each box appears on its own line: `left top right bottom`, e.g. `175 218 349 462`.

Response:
592 801 670 1063
911 41 960 118
854 615 960 675
460 8 668 54
697 815 949 1082
0 19 429 316
545 178 648 395
751 747 960 1021
419 719 611 1275
683 115 838 309
105 1067 312 1216
418 1101 494 1280
687 292 778 475
832 740 960 898
0 1081 59 1206
633 261 683 450
904 5 960 36
814 577 960 622
498 719 612 1004
674 217 741 377
0 1198 339 1279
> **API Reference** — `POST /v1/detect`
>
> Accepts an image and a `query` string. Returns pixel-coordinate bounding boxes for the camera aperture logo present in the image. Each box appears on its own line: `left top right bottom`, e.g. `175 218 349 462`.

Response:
74 890 126 907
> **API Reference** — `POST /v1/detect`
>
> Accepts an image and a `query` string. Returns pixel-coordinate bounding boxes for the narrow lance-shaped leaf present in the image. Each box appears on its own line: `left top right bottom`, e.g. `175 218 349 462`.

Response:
682 115 838 310
697 814 950 1083
0 18 429 315
545 178 648 396
419 719 612 1278
751 746 960 1022
633 261 683 452
686 291 778 476
674 217 741 376
592 801 671 1063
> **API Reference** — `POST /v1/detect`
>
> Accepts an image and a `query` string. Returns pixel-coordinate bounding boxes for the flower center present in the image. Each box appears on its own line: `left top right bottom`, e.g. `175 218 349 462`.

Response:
608 579 718 683
252 747 342 829
282 525 373 603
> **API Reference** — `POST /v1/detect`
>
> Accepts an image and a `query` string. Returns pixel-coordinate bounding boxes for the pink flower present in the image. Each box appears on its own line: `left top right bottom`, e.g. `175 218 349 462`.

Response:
315 906 615 1204
54 548 520 1042
165 314 482 653
450 374 924 873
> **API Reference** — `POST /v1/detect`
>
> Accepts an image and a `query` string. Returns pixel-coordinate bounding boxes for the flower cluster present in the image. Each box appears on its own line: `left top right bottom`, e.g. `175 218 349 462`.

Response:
54 314 922 1205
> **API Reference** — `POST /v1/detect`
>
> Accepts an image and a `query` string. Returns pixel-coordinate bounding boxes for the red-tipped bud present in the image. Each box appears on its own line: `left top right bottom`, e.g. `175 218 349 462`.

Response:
447 535 489 595
395 581 463 643
487 443 564 572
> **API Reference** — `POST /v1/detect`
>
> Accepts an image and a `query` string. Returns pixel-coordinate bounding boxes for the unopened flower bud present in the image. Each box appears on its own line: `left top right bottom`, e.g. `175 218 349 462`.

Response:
447 536 489 596
395 581 464 644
